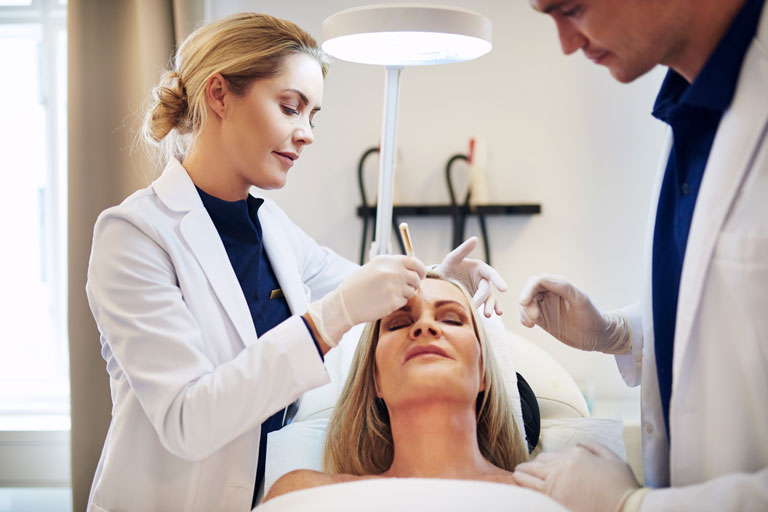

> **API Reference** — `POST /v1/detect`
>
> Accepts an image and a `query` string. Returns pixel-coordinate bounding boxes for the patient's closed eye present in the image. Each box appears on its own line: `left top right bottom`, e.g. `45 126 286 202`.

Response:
436 307 467 325
384 314 412 331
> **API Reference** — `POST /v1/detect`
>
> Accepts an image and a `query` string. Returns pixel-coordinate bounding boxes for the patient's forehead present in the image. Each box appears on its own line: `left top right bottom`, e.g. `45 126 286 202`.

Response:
417 279 467 306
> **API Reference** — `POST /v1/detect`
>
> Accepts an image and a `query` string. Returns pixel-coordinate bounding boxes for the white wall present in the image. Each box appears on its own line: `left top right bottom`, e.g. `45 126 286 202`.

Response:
208 0 669 407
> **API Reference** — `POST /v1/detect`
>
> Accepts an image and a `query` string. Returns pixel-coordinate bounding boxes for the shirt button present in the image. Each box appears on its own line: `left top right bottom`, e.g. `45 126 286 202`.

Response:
645 423 653 434
681 182 691 195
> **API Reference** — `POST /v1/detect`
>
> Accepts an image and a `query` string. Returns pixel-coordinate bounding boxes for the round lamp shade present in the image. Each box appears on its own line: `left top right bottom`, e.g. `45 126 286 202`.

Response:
321 4 492 66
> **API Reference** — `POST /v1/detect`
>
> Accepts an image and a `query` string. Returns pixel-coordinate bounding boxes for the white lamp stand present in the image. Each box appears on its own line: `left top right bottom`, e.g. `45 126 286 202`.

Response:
322 4 492 257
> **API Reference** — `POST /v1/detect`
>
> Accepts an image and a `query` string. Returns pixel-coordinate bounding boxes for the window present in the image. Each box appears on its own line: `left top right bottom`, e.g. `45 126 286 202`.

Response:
0 0 68 428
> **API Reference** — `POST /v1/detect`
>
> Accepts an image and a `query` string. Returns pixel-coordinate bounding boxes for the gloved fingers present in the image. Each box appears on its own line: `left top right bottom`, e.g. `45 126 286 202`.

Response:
474 263 508 293
518 275 546 306
402 267 424 290
519 302 540 328
512 459 553 480
576 442 620 460
482 292 495 318
472 279 491 307
402 255 427 279
537 274 581 303
494 298 504 316
519 274 573 306
441 237 478 268
510 469 545 492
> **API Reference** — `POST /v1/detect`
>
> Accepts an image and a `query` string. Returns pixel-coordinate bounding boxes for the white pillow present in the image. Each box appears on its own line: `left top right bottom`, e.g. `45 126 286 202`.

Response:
536 416 626 460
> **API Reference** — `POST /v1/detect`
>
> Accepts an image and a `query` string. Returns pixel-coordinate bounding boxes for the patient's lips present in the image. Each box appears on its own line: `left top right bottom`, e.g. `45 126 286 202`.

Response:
404 344 451 363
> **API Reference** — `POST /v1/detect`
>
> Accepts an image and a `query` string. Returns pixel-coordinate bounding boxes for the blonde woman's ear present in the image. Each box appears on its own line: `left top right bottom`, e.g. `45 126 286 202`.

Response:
205 73 229 120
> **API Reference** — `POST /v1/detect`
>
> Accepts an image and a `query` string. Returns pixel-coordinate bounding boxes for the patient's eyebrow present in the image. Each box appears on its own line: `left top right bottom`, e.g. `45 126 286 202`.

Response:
434 300 469 313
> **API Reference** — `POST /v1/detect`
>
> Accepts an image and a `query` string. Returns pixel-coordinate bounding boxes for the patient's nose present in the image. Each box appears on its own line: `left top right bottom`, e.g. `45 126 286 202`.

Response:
410 318 440 339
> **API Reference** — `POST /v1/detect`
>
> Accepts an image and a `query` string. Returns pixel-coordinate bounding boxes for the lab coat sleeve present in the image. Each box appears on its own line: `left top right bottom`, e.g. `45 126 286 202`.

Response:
269 201 358 300
86 214 330 461
614 302 644 387
641 467 768 511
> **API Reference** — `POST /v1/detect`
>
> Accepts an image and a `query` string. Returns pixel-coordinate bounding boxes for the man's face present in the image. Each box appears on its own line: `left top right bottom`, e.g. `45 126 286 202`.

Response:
529 0 688 83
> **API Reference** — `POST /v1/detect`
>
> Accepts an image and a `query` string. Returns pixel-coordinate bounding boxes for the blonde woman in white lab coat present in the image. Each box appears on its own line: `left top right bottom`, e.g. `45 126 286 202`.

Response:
85 13 418 512
85 12 505 512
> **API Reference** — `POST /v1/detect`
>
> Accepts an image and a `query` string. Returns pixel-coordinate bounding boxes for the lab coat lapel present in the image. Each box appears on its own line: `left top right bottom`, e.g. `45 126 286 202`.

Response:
153 160 258 348
258 201 308 315
672 31 768 386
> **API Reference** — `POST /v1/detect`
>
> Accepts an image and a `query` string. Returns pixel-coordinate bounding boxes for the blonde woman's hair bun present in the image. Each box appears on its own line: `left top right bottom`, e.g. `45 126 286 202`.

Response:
144 70 190 143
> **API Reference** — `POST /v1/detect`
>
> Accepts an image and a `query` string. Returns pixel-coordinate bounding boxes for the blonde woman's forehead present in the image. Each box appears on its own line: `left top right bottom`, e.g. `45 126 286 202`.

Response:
272 53 324 106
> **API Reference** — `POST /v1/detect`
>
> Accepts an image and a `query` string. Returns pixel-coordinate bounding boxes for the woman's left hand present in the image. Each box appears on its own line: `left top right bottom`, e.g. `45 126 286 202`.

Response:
436 237 507 317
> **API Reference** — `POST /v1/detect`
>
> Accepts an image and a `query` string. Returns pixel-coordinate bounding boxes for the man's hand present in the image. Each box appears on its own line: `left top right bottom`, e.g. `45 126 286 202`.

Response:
513 442 641 512
518 274 631 354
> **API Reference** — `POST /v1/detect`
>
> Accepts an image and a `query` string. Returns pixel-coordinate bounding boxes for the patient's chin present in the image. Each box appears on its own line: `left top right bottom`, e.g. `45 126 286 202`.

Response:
385 370 479 409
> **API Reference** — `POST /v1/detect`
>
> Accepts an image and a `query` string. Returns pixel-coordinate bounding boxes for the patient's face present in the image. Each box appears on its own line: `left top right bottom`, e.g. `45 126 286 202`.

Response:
374 279 484 408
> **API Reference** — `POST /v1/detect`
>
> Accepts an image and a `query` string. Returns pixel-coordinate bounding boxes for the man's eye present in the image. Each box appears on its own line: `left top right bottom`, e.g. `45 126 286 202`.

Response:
559 5 581 17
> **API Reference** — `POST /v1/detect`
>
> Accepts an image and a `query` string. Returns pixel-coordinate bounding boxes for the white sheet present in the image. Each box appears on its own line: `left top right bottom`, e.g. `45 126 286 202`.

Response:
255 478 567 511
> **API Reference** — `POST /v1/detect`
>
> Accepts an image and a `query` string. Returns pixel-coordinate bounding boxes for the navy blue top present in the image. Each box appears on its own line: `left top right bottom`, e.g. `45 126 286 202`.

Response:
195 187 319 505
650 0 764 437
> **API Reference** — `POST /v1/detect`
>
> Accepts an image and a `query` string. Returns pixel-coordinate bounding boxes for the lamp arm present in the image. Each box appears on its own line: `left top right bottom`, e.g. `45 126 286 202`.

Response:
371 66 402 256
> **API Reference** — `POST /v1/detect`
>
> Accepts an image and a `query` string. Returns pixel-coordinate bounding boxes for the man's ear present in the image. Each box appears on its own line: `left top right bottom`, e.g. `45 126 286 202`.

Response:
205 73 229 120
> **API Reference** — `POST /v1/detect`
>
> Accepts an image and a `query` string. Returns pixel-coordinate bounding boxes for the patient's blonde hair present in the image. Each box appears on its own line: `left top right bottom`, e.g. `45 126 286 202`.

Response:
142 12 329 163
323 272 529 475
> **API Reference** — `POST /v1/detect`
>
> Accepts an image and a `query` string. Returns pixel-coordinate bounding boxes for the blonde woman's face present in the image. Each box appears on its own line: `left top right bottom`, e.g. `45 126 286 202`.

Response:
374 279 484 408
222 52 323 190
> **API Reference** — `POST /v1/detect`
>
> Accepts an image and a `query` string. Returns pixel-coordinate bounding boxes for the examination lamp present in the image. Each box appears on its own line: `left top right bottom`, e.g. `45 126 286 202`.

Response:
321 4 492 256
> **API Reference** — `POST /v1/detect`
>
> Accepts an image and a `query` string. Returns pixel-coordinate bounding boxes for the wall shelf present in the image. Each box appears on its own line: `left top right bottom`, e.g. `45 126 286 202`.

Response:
356 203 542 264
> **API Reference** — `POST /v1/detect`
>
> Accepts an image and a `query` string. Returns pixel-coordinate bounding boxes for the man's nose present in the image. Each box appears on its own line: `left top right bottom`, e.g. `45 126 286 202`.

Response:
555 19 587 55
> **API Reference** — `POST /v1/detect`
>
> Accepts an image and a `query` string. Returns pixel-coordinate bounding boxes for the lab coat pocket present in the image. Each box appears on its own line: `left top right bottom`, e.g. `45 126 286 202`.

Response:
711 232 768 363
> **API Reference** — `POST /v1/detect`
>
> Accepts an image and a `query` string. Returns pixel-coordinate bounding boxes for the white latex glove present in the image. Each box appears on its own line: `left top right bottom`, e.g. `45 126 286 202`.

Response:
306 255 426 347
436 237 508 317
518 274 631 354
512 442 641 512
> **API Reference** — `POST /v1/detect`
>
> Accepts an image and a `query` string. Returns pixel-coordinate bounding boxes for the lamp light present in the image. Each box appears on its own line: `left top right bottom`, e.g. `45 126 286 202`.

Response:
322 4 492 257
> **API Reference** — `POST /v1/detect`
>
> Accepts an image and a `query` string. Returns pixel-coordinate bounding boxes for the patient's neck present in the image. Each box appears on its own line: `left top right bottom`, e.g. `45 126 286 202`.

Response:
382 399 496 479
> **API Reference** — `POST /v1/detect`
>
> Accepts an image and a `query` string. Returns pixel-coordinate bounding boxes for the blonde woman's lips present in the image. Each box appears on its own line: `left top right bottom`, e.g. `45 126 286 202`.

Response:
273 151 297 167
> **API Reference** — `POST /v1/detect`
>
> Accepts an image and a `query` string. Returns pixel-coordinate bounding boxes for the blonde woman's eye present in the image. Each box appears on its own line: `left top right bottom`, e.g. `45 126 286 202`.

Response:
282 106 299 116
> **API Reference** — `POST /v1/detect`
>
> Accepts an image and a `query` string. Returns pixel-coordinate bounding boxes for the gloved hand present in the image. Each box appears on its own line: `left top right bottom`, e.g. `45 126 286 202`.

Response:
512 442 642 512
436 237 508 317
306 255 426 347
518 274 631 354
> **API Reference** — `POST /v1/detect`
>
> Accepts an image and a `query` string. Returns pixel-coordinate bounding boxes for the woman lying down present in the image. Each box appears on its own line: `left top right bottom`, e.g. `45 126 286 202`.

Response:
264 272 534 501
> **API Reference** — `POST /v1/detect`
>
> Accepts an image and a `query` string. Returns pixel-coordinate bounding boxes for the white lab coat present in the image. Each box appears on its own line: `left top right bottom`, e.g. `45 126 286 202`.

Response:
614 4 768 509
85 158 357 512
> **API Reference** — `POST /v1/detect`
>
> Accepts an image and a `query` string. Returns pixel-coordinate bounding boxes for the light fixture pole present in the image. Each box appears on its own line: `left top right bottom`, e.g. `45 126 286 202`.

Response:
322 4 492 258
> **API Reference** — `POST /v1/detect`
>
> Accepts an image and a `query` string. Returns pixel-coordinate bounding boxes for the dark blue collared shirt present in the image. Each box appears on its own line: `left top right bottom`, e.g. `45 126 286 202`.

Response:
196 187 320 505
650 0 764 437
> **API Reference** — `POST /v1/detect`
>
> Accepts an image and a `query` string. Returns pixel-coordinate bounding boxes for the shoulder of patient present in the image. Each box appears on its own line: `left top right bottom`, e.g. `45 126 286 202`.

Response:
265 469 364 501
